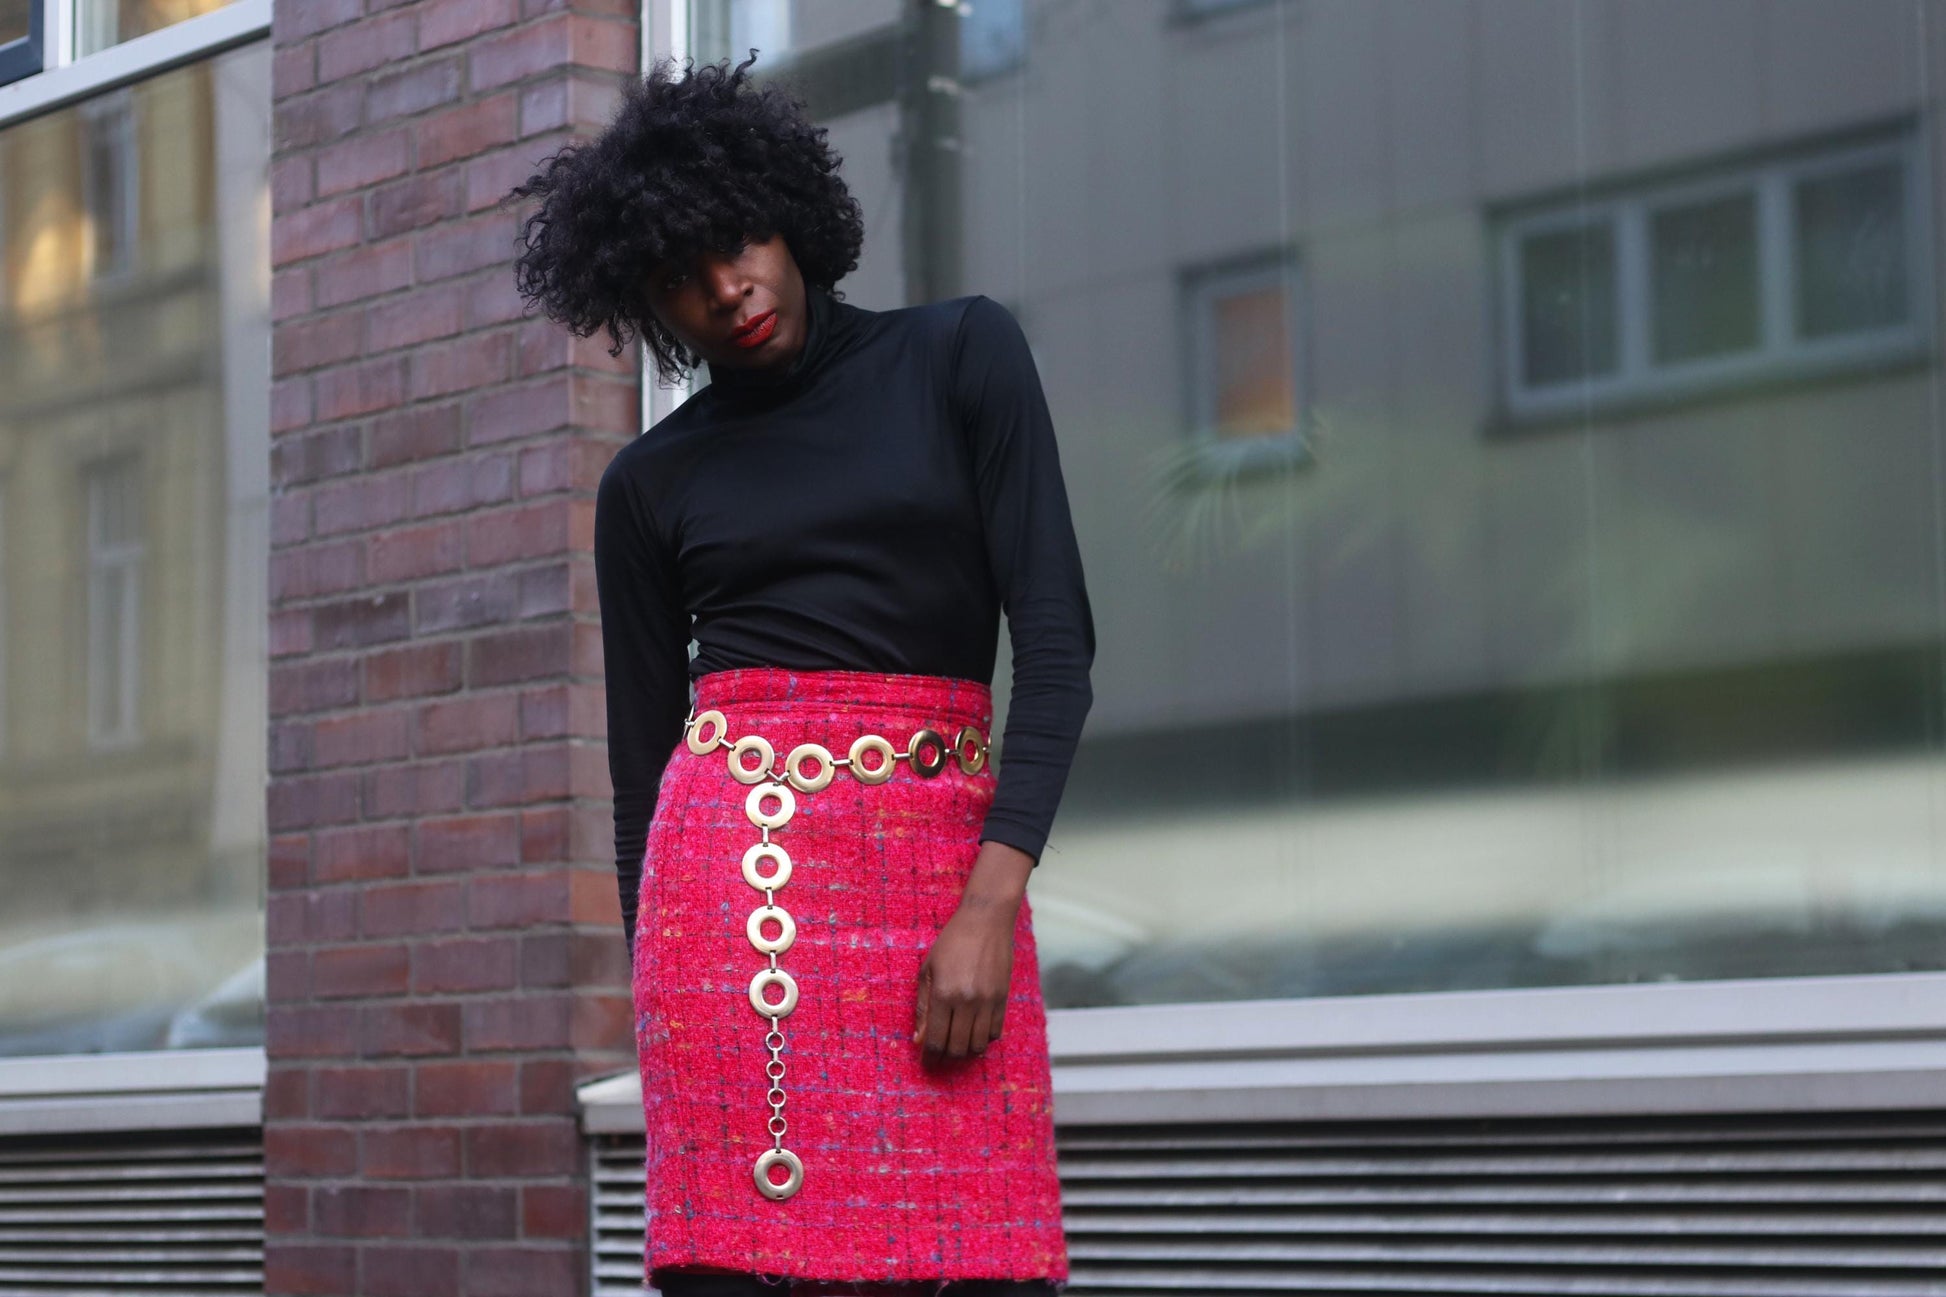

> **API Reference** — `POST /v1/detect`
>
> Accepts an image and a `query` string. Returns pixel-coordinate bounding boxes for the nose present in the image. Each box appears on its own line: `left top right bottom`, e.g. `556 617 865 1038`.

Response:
698 252 750 305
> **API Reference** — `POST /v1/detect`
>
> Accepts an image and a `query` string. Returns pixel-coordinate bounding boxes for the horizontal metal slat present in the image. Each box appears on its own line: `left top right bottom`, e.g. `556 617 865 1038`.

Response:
1060 1207 1946 1236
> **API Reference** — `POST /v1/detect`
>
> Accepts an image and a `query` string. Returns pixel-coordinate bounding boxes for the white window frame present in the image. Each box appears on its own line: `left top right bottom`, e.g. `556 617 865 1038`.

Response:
0 0 267 130
1497 126 1934 425
640 0 698 430
84 455 141 750
1183 249 1315 479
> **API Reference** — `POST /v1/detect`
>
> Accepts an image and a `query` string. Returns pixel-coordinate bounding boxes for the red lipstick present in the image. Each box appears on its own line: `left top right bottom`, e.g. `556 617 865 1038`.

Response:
730 310 777 349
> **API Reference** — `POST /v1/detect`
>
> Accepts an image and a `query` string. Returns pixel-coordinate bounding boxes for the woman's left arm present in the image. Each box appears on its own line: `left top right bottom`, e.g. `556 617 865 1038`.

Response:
914 294 1096 1065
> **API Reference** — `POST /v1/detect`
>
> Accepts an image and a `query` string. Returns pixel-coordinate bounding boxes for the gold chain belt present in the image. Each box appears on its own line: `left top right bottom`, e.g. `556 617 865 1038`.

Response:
679 705 995 1203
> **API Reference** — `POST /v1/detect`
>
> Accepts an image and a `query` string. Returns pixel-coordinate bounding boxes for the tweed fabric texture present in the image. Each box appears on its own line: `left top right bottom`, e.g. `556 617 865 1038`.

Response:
632 666 1069 1291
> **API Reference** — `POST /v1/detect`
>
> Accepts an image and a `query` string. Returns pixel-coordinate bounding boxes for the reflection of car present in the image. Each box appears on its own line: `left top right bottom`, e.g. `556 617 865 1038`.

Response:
166 955 265 1049
0 919 258 1058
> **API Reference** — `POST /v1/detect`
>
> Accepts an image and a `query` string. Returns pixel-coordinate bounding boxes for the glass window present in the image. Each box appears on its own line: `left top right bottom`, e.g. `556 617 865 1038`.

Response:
1184 254 1309 479
680 1 1946 1011
0 0 39 87
959 0 1024 81
0 43 269 1057
1501 131 1926 420
1795 158 1908 340
73 0 237 59
1518 219 1619 388
1649 189 1759 365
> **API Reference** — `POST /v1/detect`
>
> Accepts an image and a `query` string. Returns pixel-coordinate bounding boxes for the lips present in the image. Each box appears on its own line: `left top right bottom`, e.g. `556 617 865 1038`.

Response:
730 310 776 345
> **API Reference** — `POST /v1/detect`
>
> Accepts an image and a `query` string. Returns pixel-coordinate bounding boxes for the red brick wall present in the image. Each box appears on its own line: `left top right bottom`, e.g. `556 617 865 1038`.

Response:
266 2 640 1291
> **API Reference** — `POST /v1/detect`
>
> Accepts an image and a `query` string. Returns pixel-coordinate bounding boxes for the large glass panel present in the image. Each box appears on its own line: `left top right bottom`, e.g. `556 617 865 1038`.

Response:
685 0 1946 1009
0 43 270 1055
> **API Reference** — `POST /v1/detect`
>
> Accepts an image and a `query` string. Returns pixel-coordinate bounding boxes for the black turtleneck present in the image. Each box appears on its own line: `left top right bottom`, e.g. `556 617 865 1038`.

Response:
594 284 1097 953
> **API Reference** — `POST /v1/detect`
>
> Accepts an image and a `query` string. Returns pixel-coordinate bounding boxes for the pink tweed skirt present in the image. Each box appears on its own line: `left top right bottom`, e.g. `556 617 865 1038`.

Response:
631 666 1069 1292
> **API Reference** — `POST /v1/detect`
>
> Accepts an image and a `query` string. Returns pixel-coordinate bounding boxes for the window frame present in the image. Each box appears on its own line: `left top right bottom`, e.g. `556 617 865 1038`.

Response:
1495 125 1934 427
1181 247 1315 480
0 0 266 130
0 0 43 88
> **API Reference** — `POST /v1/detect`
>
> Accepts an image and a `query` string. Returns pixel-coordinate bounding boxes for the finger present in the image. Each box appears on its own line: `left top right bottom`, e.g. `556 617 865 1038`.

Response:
968 1002 994 1055
945 998 974 1059
912 964 930 1044
924 992 954 1060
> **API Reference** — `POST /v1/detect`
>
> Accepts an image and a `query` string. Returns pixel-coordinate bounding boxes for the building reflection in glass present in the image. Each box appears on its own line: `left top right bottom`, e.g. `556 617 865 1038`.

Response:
0 42 269 1055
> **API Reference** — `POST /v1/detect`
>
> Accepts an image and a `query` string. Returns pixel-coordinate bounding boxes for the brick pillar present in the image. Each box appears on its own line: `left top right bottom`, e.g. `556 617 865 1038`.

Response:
264 4 639 1292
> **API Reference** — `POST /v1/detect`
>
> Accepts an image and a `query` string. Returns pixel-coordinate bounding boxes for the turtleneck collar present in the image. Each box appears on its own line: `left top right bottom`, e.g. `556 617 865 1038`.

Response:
703 280 841 401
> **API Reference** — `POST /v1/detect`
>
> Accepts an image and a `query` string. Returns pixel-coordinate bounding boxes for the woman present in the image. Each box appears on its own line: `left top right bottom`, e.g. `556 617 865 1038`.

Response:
509 53 1093 1297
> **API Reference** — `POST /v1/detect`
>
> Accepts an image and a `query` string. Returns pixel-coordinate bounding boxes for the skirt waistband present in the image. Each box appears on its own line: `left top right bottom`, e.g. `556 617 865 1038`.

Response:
692 666 993 726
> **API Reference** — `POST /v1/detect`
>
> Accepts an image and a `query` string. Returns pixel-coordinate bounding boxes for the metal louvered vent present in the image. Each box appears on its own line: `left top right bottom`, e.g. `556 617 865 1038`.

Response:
0 1127 262 1293
595 1112 1946 1296
592 1135 650 1296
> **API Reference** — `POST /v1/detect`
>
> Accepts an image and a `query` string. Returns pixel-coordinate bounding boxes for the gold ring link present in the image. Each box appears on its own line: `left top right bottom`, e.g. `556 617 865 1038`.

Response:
755 1147 803 1200
742 842 792 891
729 735 777 784
784 743 836 793
954 725 987 774
908 727 949 777
747 902 796 954
848 733 897 784
744 781 795 829
687 709 728 754
749 967 798 1018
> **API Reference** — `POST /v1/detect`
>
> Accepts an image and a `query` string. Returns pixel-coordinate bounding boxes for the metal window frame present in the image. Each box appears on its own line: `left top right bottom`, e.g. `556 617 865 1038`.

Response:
0 1046 263 1134
1497 124 1934 426
0 0 267 128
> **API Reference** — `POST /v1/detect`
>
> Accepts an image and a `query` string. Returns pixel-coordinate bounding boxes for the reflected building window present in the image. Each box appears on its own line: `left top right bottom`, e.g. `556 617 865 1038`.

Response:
85 454 142 750
1184 251 1310 476
79 88 137 282
958 0 1024 82
1498 128 1929 422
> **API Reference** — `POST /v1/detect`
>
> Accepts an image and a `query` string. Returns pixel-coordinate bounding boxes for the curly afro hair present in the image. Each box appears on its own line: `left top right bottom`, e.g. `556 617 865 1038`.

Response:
505 51 865 384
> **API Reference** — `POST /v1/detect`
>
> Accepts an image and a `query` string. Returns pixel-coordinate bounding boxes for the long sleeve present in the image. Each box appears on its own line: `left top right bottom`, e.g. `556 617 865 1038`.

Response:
593 453 693 955
949 294 1097 865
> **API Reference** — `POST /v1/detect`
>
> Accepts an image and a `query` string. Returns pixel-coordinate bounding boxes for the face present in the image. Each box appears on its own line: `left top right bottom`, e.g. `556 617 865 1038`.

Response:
642 231 808 374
